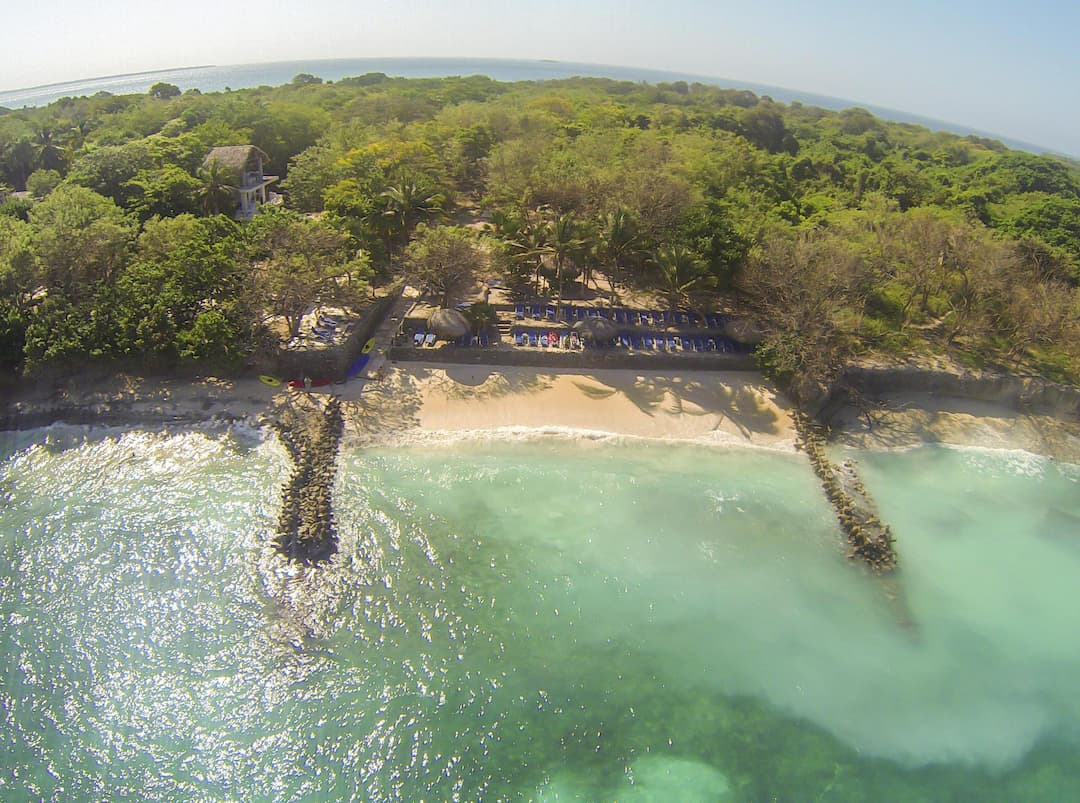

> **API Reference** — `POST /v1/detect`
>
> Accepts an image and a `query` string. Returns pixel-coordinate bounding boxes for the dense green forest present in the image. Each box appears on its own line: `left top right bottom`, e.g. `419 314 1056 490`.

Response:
1 72 1079 386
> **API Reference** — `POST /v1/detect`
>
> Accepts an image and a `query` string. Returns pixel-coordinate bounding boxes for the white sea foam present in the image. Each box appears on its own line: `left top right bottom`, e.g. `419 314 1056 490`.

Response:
351 423 799 454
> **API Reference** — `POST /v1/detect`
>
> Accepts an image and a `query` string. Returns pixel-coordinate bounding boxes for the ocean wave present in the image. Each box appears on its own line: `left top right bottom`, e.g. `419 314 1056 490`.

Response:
347 424 799 453
941 442 1056 478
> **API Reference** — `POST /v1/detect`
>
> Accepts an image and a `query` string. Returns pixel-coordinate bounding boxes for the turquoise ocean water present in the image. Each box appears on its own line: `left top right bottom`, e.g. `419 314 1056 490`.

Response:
1 425 1079 800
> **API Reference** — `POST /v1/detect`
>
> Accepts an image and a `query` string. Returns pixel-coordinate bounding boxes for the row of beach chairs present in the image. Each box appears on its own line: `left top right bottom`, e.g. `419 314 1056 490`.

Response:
616 334 746 353
412 331 495 347
515 304 727 328
513 329 582 349
511 327 748 353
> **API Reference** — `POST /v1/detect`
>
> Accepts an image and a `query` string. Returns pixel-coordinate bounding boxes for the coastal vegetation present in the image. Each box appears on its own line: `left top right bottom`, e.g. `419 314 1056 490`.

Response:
1 72 1078 388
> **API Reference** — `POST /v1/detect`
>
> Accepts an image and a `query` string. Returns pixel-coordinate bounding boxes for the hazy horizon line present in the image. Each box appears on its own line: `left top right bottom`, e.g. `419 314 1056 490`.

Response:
0 55 1070 158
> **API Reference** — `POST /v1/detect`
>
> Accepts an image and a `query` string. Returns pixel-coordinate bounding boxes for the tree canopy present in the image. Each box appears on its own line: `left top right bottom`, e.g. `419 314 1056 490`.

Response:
0 71 1076 384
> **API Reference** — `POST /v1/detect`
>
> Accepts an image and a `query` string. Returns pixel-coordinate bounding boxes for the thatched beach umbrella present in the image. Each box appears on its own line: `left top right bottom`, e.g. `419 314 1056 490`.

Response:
574 316 619 341
427 308 470 339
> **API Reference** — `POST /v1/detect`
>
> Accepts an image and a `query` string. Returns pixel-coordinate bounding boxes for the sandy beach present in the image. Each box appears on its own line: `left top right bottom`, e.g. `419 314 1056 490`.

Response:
339 364 796 449
4 361 1080 460
0 364 795 448
829 392 1080 461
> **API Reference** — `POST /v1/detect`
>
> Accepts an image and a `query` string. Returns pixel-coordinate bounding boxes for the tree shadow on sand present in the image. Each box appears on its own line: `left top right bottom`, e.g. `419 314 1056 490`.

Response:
339 369 427 442
575 373 790 439
431 367 555 401
338 367 555 442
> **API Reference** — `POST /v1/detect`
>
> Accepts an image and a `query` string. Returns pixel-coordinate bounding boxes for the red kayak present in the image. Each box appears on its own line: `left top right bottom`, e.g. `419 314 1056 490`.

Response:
287 378 333 389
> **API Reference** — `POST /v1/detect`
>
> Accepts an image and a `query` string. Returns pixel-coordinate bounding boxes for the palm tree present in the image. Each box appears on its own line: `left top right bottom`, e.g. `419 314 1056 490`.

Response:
197 160 237 217
651 244 714 308
379 181 444 262
1 139 36 191
597 209 641 300
35 128 67 173
540 212 585 311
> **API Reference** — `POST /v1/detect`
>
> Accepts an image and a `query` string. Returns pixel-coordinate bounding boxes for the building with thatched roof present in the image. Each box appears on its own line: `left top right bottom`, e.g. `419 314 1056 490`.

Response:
203 145 279 220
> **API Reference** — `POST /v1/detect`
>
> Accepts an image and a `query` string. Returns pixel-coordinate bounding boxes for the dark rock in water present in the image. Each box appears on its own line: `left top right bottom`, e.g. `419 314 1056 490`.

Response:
794 411 898 573
272 397 344 565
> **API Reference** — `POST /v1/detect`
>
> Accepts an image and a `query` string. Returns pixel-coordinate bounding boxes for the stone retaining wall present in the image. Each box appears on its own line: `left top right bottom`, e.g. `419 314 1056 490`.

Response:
274 294 397 381
820 366 1080 422
386 345 757 371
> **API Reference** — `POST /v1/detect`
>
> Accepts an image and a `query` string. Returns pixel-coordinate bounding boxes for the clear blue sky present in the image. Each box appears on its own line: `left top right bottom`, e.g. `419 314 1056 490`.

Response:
5 0 1079 155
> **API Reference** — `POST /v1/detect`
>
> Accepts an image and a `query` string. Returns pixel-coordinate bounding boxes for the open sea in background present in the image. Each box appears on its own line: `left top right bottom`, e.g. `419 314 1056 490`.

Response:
0 57 1049 154
1 425 1079 800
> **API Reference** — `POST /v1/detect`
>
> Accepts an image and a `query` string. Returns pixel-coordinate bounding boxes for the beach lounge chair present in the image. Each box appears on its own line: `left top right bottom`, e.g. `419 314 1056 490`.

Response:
546 305 556 321
424 332 436 347
530 304 542 319
516 304 525 319
667 336 678 351
413 331 425 346
643 335 654 350
630 334 643 350
479 334 489 347
527 332 536 347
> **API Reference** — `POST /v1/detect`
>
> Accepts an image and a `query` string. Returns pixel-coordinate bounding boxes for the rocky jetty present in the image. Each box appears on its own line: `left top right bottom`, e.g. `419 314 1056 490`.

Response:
794 411 897 573
273 397 343 564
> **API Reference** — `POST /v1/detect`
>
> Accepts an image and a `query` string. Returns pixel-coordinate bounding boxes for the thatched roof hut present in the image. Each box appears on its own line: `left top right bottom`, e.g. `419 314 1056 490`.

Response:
427 308 471 338
202 145 270 177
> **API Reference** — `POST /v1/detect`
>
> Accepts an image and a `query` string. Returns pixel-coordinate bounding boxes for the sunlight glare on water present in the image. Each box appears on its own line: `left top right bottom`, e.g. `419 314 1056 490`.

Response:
1 427 1079 800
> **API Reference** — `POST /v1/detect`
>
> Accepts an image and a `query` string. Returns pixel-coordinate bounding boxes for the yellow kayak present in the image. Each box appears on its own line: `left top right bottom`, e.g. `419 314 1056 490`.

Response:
258 375 281 387
361 338 377 354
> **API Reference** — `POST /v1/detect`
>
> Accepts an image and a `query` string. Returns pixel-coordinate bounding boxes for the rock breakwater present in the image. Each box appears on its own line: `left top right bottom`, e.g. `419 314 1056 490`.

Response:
794 411 897 573
273 397 343 564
